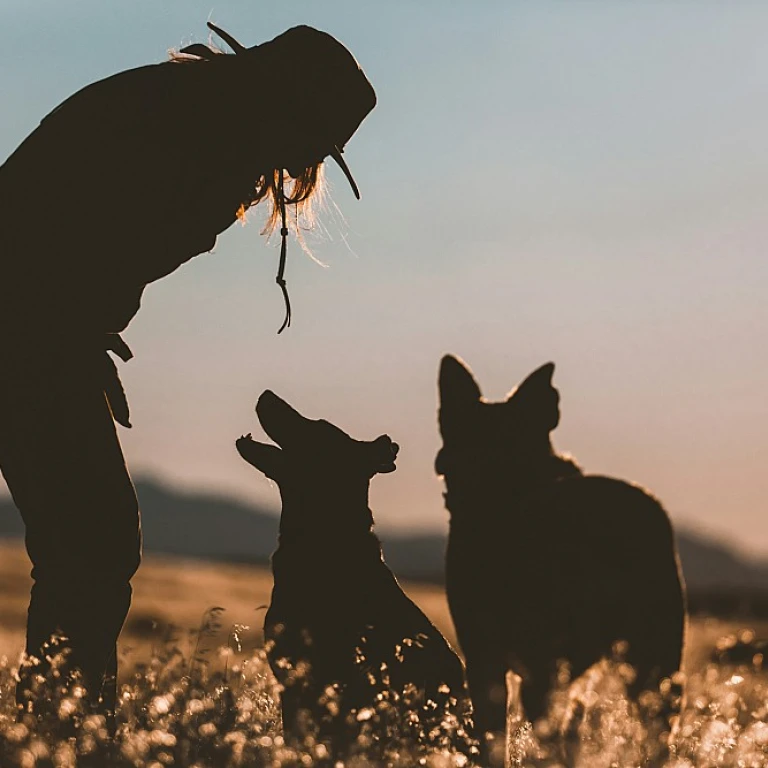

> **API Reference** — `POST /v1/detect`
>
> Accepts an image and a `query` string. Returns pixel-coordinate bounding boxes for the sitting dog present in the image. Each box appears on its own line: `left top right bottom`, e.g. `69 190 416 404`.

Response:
436 355 686 748
237 390 475 761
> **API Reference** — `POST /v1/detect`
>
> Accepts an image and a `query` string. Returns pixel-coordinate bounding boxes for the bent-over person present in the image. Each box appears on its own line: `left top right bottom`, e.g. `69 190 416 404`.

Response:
0 22 376 725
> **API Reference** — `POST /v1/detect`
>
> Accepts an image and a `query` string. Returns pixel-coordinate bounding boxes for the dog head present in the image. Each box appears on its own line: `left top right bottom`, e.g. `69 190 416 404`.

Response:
436 355 560 478
237 390 398 502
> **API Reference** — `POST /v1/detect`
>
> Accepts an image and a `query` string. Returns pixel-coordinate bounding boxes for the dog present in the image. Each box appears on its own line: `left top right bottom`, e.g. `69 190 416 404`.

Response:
436 355 686 748
237 390 475 761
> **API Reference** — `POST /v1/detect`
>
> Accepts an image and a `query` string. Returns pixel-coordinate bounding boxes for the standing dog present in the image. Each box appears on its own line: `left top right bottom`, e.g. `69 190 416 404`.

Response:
237 391 475 761
436 355 686 747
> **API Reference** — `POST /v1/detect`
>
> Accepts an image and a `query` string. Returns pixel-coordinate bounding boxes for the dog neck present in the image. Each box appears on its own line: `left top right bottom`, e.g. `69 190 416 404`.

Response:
270 480 384 572
441 447 582 523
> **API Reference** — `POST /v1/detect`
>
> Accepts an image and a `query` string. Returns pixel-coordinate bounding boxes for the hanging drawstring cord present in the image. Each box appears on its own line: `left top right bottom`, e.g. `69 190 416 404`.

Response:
276 169 292 334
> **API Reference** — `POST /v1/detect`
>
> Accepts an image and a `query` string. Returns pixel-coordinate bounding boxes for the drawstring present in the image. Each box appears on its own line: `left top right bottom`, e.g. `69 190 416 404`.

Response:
276 169 291 334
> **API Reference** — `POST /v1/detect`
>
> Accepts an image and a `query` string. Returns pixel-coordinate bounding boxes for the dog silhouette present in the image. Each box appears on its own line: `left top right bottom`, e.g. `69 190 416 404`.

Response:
436 355 686 748
237 390 475 761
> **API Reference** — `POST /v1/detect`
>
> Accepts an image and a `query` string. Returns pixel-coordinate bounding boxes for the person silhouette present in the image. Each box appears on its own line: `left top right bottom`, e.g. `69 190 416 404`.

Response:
0 22 376 724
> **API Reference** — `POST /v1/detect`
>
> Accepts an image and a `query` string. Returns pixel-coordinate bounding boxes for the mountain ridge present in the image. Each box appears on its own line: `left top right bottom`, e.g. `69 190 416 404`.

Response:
0 477 765 595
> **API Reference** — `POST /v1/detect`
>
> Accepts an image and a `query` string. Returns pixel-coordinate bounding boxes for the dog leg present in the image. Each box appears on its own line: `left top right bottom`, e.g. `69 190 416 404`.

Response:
463 655 508 766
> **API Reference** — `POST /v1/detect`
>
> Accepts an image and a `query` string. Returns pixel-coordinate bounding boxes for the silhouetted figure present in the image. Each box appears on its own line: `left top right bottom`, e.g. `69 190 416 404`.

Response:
237 391 475 762
0 22 375 723
436 355 687 758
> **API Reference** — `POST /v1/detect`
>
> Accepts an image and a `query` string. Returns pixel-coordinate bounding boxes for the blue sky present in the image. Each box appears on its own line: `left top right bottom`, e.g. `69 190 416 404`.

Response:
2 1 768 554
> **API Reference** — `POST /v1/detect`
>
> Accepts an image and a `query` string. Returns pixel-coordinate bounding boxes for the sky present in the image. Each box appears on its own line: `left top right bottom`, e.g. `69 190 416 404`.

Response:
1 1 767 556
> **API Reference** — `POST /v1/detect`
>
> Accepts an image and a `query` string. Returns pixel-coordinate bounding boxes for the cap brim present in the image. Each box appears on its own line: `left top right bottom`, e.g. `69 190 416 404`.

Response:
329 146 361 200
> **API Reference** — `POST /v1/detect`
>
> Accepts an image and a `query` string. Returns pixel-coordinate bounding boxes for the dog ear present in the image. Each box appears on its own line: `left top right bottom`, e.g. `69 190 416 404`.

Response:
363 434 399 476
236 435 285 480
439 355 482 408
508 362 560 431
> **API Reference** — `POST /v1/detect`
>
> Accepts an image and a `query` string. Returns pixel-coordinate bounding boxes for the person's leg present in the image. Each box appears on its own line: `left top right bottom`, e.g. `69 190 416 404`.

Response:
0 352 141 721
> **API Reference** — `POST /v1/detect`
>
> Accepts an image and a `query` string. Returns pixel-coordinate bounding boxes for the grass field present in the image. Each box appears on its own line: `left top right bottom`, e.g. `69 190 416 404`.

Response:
0 541 458 676
0 540 766 766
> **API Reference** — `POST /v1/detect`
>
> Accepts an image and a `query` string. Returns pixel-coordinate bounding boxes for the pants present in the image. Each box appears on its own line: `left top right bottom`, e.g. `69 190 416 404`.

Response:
0 341 141 718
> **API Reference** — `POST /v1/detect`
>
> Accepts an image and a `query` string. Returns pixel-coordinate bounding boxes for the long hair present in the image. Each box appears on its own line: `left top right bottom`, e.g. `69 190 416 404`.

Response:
248 164 325 241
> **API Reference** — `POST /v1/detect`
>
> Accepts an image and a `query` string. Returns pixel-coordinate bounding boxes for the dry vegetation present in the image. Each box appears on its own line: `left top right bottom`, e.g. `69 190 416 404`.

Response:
0 540 766 766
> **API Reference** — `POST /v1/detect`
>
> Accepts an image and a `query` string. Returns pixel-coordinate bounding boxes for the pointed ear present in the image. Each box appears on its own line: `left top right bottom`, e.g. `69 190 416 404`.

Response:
236 434 285 481
508 362 560 431
515 362 555 393
439 355 482 408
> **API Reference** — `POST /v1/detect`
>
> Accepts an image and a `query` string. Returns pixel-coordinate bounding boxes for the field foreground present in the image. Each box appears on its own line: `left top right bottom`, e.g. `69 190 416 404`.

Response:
0 541 766 766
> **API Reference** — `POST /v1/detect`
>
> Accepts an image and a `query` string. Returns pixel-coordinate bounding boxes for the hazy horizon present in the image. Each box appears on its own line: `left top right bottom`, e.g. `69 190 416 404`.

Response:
2 1 767 557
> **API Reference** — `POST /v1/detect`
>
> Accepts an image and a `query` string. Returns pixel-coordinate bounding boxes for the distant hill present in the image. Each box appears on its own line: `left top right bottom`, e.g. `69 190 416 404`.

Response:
1 478 767 605
0 478 279 563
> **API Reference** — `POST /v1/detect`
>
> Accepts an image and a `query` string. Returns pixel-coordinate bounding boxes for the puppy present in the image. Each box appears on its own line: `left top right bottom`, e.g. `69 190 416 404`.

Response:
238 390 475 761
437 356 686 748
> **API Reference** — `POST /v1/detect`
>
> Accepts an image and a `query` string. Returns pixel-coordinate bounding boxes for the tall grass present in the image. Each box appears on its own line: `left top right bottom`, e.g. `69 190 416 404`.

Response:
0 619 766 767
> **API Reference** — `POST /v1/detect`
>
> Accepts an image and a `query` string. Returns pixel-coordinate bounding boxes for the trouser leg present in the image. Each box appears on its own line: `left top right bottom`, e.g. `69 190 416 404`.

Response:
0 356 141 719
